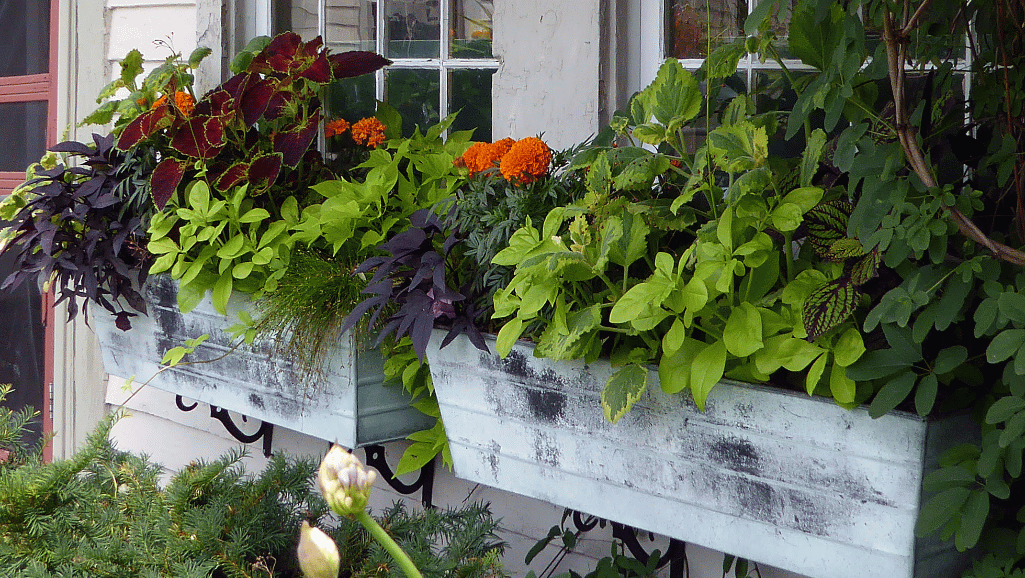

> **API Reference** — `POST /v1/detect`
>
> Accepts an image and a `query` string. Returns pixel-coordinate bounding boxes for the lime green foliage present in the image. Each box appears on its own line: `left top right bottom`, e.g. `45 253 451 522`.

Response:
81 43 210 132
491 59 866 420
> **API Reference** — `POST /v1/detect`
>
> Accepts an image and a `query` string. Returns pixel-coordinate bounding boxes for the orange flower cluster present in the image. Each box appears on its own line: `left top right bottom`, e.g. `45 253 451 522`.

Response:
456 138 515 177
350 117 387 148
499 137 552 184
152 91 195 116
325 118 350 138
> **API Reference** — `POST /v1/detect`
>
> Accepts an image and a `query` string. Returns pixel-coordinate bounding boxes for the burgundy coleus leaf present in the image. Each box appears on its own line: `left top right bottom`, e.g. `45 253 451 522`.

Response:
239 78 278 126
298 53 332 83
116 105 175 151
247 31 303 75
150 158 187 209
248 153 283 195
210 161 250 192
299 36 324 59
329 51 391 79
273 109 321 167
263 90 295 121
169 116 227 159
192 89 234 118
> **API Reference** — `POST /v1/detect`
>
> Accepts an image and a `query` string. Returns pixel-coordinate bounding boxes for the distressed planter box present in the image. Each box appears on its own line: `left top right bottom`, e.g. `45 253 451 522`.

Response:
93 275 433 447
426 331 974 578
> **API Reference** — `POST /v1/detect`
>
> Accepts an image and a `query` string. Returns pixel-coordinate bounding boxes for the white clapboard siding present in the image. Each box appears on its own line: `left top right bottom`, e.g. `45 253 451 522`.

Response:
426 331 974 578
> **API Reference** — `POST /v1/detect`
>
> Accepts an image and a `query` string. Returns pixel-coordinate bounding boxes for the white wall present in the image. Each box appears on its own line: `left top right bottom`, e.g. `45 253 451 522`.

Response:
491 0 602 149
64 3 809 578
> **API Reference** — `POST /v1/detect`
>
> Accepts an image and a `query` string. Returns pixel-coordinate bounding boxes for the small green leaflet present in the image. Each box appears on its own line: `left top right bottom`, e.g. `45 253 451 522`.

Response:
802 279 859 340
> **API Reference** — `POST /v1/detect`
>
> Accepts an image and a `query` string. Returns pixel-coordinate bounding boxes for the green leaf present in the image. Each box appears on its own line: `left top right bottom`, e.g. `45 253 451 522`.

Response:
988 329 1025 363
770 202 803 232
188 46 213 68
934 346 969 374
755 335 824 374
998 292 1025 324
986 396 1025 424
781 186 824 213
955 490 989 551
238 208 271 223
802 279 858 340
800 129 828 188
832 327 865 367
744 0 782 34
916 487 970 536
923 466 976 493
495 318 524 358
640 58 703 128
216 235 246 260
829 360 856 404
690 341 727 411
120 49 144 88
610 282 671 324
705 41 746 80
601 364 648 423
211 272 233 315
659 337 704 394
806 353 828 395
869 370 917 418
724 302 763 357
916 373 938 416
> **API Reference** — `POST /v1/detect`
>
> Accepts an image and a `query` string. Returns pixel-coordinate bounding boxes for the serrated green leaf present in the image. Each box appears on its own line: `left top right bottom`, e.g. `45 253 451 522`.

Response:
602 364 648 423
800 129 828 187
188 46 213 68
804 200 852 255
705 41 746 79
120 49 144 88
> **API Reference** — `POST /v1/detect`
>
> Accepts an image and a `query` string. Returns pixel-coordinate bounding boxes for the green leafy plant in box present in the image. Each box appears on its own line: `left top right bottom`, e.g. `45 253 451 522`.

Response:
490 57 869 421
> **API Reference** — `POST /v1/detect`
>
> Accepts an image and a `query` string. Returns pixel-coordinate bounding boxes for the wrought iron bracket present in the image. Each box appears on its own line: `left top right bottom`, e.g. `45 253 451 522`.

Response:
362 443 435 509
175 395 274 458
568 511 687 578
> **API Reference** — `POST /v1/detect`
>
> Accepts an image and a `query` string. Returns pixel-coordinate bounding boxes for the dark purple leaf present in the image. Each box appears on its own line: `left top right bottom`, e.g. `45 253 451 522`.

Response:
150 158 187 209
329 51 392 79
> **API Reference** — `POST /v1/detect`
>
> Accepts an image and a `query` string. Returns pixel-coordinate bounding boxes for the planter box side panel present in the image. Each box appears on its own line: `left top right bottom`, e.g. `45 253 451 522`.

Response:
427 332 973 578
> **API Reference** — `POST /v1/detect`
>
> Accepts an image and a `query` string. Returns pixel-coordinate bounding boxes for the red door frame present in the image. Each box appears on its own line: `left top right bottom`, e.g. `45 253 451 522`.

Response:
0 0 59 462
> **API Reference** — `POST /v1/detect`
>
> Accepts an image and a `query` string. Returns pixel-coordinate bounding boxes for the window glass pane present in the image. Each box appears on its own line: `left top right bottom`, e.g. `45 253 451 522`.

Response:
273 0 319 40
449 0 493 58
449 68 494 141
0 101 47 172
326 0 377 52
667 0 745 59
386 69 440 135
386 0 440 58
0 220 45 450
0 0 49 77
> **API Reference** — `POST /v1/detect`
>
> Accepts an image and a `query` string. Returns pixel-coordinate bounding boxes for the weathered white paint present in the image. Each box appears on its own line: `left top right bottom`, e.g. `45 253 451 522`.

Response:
92 276 433 447
492 0 601 149
426 332 974 578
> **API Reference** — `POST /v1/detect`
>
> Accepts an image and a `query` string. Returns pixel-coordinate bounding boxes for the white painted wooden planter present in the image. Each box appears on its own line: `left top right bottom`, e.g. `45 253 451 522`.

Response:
93 275 433 447
426 331 974 578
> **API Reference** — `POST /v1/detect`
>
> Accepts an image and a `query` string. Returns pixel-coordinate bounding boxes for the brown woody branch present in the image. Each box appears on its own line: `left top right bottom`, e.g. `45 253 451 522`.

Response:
882 1 1025 265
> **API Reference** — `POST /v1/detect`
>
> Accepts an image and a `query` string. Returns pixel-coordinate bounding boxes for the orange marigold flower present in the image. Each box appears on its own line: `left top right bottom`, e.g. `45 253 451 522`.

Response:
325 118 350 138
500 137 552 184
351 117 387 148
152 91 195 116
457 142 489 176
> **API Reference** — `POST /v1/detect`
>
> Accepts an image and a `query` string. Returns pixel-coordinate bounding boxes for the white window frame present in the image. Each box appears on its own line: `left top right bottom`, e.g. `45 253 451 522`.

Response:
234 0 499 135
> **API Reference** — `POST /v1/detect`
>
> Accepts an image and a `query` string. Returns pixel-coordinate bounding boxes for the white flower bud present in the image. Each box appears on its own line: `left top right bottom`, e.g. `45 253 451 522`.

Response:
298 521 340 578
317 445 377 516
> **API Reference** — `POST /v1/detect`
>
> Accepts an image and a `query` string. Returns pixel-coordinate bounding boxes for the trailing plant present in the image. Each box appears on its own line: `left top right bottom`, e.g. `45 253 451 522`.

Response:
0 134 155 330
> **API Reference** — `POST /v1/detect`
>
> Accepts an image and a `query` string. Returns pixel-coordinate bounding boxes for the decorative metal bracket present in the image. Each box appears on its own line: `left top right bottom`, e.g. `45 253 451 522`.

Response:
176 395 275 458
569 512 687 578
362 443 435 509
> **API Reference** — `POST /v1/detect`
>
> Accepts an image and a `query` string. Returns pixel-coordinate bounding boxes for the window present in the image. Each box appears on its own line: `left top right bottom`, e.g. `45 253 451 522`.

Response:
231 0 498 141
0 0 58 458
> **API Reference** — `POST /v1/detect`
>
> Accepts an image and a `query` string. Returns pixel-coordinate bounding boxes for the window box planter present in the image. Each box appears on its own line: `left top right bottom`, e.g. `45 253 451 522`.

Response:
93 275 433 447
425 330 974 578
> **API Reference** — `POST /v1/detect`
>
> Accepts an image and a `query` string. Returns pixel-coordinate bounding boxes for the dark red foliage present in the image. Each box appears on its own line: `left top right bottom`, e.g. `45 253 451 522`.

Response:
117 105 174 151
273 109 322 167
329 51 392 79
151 158 187 209
248 153 283 196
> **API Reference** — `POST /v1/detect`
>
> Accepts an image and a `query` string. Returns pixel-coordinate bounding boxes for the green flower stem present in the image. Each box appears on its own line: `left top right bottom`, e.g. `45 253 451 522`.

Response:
354 510 423 578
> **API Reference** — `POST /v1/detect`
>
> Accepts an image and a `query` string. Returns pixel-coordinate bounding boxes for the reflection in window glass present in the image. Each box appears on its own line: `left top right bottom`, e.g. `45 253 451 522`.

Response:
326 0 377 52
0 0 49 77
386 69 440 135
667 0 745 58
386 0 440 58
449 0 493 58
450 68 495 141
0 101 47 172
0 222 45 450
273 0 319 40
